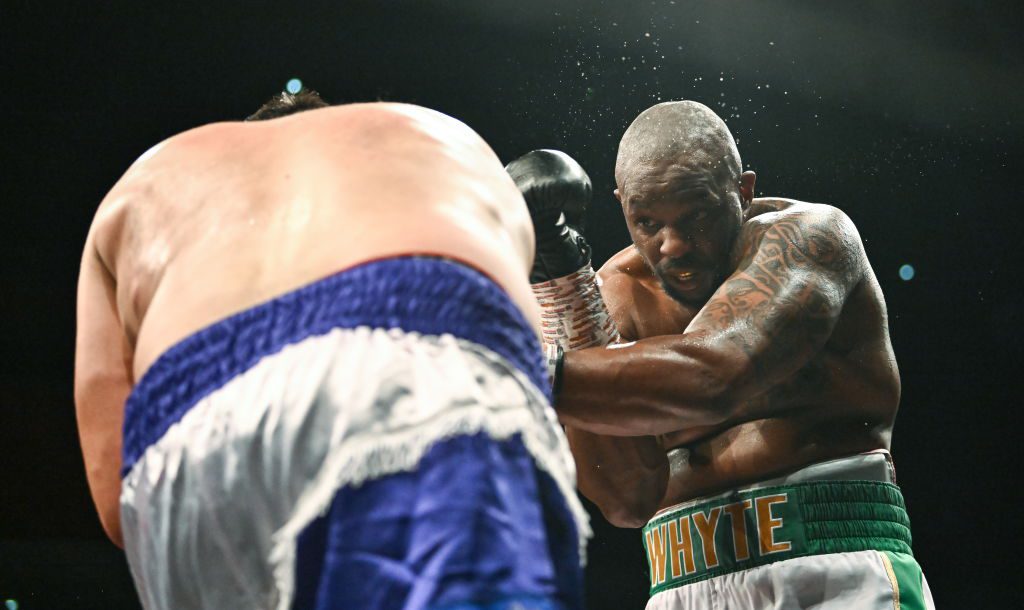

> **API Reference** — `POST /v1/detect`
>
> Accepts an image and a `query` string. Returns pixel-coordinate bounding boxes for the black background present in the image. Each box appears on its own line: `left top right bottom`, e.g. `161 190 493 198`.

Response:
2 1 1022 608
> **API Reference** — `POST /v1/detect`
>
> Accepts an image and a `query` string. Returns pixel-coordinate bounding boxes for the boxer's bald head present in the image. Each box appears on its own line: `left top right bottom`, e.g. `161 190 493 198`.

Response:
614 101 755 307
615 101 742 190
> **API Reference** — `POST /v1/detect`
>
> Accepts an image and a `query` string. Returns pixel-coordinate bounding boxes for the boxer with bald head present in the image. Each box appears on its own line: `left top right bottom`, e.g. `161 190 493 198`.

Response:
75 92 587 610
511 101 932 609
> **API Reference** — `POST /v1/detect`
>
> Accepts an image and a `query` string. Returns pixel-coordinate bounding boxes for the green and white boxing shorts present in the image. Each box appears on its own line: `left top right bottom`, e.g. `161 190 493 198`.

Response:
642 451 934 609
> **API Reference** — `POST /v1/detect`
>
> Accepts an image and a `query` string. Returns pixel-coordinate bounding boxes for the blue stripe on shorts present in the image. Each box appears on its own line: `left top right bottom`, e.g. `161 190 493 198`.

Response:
121 256 551 476
290 433 582 610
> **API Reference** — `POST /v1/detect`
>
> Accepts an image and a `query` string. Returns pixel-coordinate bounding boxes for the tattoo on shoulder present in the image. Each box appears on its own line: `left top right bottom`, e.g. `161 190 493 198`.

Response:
701 210 863 373
739 210 860 275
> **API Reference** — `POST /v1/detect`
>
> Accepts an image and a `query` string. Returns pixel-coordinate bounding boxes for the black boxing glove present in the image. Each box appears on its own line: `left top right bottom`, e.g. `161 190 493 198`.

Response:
506 149 620 393
505 149 593 283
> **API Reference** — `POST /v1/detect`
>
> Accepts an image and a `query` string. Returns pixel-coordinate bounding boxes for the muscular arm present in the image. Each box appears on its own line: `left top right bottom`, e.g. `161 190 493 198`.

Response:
75 236 133 547
557 206 864 436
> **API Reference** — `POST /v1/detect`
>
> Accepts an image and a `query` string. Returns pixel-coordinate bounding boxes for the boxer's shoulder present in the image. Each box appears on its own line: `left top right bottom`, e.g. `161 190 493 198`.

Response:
86 122 242 264
303 101 453 125
139 121 246 164
106 122 245 201
597 247 662 340
738 198 864 273
598 245 647 280
745 198 854 230
745 196 792 219
597 246 655 296
301 103 490 152
595 248 634 327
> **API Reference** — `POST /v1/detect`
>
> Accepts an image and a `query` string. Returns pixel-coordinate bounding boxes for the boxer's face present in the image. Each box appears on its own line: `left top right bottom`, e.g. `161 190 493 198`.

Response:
618 160 750 307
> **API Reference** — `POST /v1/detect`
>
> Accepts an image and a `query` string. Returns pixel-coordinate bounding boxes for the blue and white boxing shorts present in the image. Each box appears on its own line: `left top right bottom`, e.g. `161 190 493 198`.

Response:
119 257 590 610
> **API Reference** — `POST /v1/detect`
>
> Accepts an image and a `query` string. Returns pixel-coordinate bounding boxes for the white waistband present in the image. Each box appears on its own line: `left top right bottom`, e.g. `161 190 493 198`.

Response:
653 450 895 519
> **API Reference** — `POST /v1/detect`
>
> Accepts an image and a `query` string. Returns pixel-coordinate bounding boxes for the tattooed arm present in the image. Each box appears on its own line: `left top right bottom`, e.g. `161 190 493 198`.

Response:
556 205 864 436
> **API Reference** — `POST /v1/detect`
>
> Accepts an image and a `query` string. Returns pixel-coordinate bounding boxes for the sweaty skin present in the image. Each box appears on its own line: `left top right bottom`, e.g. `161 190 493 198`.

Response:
75 103 539 546
563 196 899 527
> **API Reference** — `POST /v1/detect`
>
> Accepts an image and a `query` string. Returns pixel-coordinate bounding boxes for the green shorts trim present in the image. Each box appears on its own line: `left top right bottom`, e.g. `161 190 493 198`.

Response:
882 551 929 610
642 480 914 596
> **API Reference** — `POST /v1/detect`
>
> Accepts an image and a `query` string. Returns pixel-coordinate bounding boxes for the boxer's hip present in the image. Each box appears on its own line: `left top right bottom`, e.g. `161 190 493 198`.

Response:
643 451 933 609
119 256 588 610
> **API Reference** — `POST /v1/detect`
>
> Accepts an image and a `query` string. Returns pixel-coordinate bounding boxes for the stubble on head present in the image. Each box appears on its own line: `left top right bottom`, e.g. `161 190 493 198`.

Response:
614 100 743 198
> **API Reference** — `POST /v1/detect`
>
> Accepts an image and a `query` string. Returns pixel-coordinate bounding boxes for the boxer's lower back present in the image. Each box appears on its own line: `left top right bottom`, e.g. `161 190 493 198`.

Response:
132 205 538 380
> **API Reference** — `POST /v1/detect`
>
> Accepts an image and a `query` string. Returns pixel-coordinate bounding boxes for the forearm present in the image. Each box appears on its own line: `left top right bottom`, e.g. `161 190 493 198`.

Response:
557 334 744 436
566 426 668 528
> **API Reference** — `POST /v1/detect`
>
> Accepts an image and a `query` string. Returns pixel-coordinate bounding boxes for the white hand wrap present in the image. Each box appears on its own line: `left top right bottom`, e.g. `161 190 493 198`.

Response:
531 263 621 389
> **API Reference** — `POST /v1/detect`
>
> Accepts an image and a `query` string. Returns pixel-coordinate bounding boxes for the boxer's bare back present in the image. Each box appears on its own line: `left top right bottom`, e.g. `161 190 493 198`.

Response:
75 103 539 544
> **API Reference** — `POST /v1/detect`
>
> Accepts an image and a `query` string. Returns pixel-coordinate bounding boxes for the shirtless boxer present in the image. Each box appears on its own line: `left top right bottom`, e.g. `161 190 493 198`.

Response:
508 101 933 609
74 91 587 610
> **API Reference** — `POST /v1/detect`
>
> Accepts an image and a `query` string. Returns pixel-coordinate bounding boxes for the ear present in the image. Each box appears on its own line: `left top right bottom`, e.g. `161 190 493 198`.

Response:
613 188 622 204
738 171 756 207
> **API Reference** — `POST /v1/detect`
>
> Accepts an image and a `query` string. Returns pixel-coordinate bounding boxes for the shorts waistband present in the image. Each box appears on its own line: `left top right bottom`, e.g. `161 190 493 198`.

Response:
122 256 548 476
643 468 912 595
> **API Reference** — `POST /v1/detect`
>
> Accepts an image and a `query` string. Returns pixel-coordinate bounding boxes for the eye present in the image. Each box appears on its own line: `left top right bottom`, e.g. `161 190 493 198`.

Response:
634 217 660 232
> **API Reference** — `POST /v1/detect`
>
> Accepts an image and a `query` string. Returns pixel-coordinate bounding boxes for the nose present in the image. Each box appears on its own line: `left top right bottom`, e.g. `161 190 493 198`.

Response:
658 226 692 259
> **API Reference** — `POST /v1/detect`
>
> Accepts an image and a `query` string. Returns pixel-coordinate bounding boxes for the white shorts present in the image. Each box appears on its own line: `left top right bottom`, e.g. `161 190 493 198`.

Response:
646 549 934 609
119 257 589 610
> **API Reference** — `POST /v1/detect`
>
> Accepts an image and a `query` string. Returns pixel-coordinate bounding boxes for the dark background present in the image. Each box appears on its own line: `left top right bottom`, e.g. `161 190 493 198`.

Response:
2 1 1022 608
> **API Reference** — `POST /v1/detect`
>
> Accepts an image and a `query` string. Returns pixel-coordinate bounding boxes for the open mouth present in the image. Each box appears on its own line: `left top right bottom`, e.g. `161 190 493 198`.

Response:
665 269 703 290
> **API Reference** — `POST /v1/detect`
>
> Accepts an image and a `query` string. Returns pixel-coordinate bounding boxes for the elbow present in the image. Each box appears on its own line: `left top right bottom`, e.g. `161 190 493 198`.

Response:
698 391 737 428
583 470 668 529
87 463 125 549
601 501 659 529
99 506 125 549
